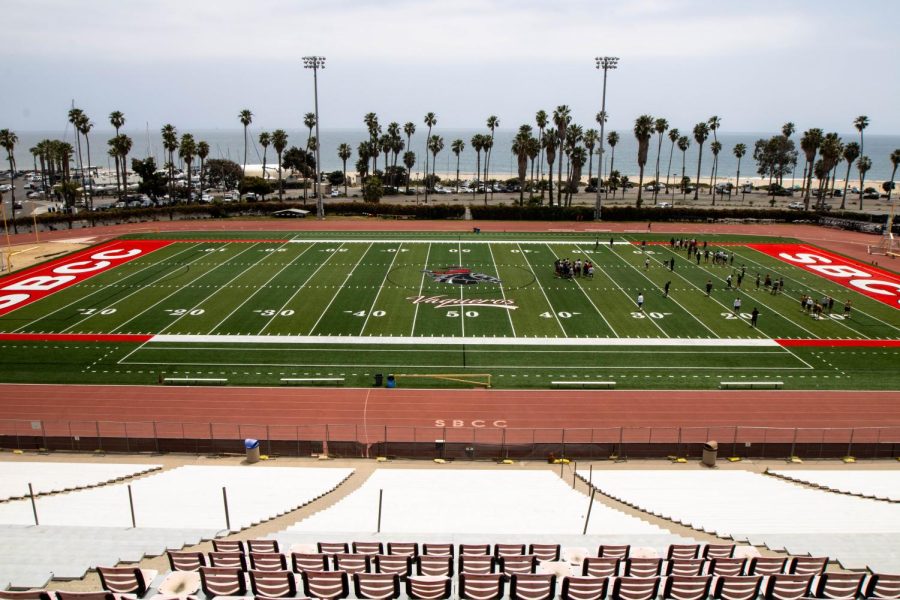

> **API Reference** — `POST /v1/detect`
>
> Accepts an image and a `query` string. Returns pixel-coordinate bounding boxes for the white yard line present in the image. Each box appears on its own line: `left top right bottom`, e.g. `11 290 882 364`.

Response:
359 242 403 335
145 334 781 346
546 243 618 337
13 243 198 333
307 243 375 335
487 242 517 337
606 243 720 338
207 239 311 333
589 246 669 338
409 243 433 336
516 243 568 337
458 241 466 338
158 243 277 334
740 245 900 337
109 243 258 333
279 239 637 245
653 243 821 339
256 242 347 335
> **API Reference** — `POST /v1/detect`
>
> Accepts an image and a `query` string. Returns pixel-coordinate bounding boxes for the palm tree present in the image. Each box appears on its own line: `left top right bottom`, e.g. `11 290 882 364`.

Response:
107 137 122 200
664 128 680 195
568 146 586 206
707 116 721 195
511 128 531 206
839 142 860 210
800 128 823 209
606 131 619 190
76 114 95 213
857 156 872 210
595 110 607 185
633 115 654 207
427 135 444 203
403 122 416 193
733 143 747 202
484 115 499 202
197 141 210 196
692 122 709 200
710 141 722 206
678 136 690 198
179 134 196 202
387 122 402 186
782 122 797 187
423 112 436 202
563 124 583 206
583 129 598 191
0 129 19 233
526 137 540 196
68 108 88 201
258 132 271 186
115 135 133 201
238 109 253 186
885 149 900 211
160 124 178 199
542 130 558 207
402 151 415 197
535 110 548 199
652 118 669 203
451 139 465 193
379 134 392 184
337 143 352 197
471 134 484 196
854 115 869 206
271 130 288 201
817 134 842 208
552 105 571 205
109 111 125 136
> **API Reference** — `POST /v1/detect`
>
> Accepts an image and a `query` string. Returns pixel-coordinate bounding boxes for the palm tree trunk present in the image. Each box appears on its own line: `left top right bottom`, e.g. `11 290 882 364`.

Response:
557 142 563 206
654 136 663 204
840 163 851 210
538 130 544 201
665 141 674 195
547 159 554 208
455 156 460 193
342 159 348 197
735 159 742 204
694 144 703 200
277 152 283 201
587 152 594 194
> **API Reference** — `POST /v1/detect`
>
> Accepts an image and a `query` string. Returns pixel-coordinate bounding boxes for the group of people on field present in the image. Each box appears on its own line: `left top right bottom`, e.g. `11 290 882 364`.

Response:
554 258 594 279
800 294 852 320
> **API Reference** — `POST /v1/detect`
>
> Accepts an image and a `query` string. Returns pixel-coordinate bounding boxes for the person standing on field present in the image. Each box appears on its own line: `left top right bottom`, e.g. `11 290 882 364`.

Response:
644 257 650 270
844 299 852 318
750 307 759 328
637 292 645 310
705 280 713 296
664 281 671 297
733 297 742 314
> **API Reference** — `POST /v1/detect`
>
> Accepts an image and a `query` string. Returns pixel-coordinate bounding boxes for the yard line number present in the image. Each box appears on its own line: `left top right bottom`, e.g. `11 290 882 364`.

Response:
632 311 671 319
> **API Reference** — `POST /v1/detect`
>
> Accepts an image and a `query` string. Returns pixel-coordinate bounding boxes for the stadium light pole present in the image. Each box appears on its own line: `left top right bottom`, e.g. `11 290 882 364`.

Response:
303 55 326 219
594 56 618 221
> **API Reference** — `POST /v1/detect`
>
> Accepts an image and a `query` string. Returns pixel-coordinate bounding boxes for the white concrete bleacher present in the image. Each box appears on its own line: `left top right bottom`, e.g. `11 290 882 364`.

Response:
769 469 900 502
284 469 673 535
0 465 353 590
579 469 900 574
0 461 162 501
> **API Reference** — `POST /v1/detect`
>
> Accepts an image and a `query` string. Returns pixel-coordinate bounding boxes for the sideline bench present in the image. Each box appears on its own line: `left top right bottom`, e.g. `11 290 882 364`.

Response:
720 381 783 390
281 377 345 386
163 377 227 386
551 381 616 389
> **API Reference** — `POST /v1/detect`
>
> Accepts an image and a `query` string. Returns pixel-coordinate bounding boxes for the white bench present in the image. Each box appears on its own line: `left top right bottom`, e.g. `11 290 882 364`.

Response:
162 377 227 385
551 381 616 389
720 381 783 390
281 377 345 386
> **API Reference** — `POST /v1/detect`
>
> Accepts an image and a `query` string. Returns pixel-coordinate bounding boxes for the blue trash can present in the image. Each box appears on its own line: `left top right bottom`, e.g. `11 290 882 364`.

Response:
244 438 260 463
386 375 396 388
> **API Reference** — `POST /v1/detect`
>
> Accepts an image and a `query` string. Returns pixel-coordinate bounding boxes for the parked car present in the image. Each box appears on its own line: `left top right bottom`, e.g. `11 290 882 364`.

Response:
788 201 805 210
863 187 880 199
1 184 14 192
658 201 673 208
26 190 46 199
200 194 213 203
13 201 23 209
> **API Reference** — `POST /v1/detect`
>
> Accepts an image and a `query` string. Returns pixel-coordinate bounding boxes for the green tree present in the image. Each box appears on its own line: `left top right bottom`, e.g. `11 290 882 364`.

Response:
271 129 288 201
543 130 558 207
677 136 690 197
403 122 416 192
0 129 19 232
511 126 532 206
113 135 133 199
206 158 242 191
707 116 721 195
75 113 95 213
484 115 499 202
535 110 548 199
817 134 843 208
606 131 619 190
633 115 654 207
428 135 444 203
197 141 210 193
710 141 722 206
583 129 598 192
652 118 669 203
238 108 253 185
854 115 869 207
839 142 860 210
664 128 680 195
402 151 416 194
335 143 351 197
362 175 383 203
856 156 871 210
692 122 709 200
885 149 900 211
241 176 273 198
68 108 87 205
471 134 485 196
258 131 271 189
109 111 125 136
131 156 166 198
160 124 178 198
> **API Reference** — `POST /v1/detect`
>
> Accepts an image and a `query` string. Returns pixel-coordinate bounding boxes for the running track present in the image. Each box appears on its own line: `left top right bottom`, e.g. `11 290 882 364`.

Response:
1 219 898 433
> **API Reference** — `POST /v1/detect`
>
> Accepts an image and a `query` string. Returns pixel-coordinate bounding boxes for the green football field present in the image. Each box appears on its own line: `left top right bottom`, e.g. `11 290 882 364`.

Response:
0 230 898 390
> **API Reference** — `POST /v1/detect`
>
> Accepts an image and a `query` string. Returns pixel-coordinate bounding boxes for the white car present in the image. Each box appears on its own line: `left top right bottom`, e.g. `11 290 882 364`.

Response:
658 202 673 208
0 184 12 192
788 201 805 210
201 194 213 203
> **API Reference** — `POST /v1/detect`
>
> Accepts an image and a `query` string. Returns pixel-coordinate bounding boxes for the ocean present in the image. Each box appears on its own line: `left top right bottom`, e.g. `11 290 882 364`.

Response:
8 128 900 183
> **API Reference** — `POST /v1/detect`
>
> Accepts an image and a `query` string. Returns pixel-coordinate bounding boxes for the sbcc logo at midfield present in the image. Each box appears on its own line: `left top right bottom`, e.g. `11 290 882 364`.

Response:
423 267 501 285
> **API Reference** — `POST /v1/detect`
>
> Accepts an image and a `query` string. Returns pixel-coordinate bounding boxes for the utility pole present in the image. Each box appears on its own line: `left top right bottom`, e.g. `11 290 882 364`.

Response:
303 56 326 219
594 56 619 220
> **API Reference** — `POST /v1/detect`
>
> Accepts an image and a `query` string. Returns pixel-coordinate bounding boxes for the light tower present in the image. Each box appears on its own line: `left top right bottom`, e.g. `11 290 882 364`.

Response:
303 55 326 219
594 56 619 221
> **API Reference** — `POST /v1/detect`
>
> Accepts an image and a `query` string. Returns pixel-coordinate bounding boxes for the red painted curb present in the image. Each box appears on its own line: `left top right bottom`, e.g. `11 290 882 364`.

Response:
0 333 153 343
776 338 900 348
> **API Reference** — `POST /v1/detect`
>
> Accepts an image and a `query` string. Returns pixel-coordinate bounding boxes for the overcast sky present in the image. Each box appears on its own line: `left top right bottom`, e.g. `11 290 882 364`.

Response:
3 0 898 134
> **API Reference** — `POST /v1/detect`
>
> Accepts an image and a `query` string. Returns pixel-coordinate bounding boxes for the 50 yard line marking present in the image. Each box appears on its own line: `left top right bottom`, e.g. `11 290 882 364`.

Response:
11 243 198 333
458 241 465 337
550 243 618 337
517 242 567 337
308 243 375 335
207 239 312 333
359 242 403 335
257 242 347 335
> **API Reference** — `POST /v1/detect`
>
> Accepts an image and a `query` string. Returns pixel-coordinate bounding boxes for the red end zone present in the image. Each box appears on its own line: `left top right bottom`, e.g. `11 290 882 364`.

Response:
748 243 900 309
0 240 171 316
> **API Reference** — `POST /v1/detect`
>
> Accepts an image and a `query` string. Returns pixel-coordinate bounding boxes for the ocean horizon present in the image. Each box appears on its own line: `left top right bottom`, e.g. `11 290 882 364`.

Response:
9 128 900 183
